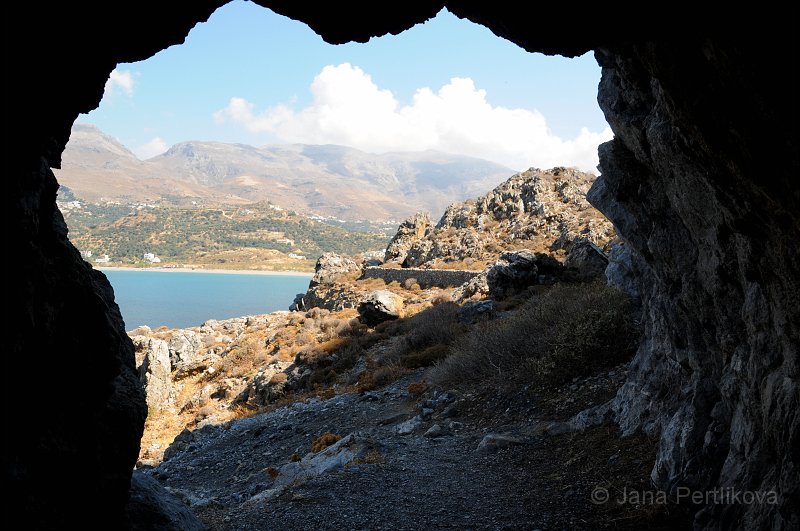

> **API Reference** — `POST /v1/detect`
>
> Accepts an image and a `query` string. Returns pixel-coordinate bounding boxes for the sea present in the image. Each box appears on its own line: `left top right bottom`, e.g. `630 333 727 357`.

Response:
101 269 312 330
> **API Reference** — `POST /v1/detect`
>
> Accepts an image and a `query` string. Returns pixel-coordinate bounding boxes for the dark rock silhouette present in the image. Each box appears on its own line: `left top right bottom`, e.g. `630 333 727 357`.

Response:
8 3 797 529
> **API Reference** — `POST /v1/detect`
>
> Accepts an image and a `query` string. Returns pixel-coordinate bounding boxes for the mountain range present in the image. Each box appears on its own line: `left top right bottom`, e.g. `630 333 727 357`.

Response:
55 124 514 221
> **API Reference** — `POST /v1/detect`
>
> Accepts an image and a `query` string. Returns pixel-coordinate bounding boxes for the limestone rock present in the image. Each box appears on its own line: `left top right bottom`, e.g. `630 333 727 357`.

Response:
395 415 424 435
565 238 609 281
168 330 202 370
604 241 641 305
289 292 306 312
452 273 490 303
457 300 495 324
310 252 362 286
384 212 431 264
476 433 524 453
138 339 172 412
486 251 539 298
357 290 404 326
424 424 447 438
125 472 206 531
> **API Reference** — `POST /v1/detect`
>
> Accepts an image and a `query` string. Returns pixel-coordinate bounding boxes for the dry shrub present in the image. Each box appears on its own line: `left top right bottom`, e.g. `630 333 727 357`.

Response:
348 449 385 466
295 346 327 367
196 405 215 420
306 308 331 320
403 278 421 291
266 467 280 479
290 453 302 462
431 293 453 306
380 302 465 367
311 432 342 453
319 336 348 354
358 277 388 289
356 371 376 393
316 387 336 400
407 381 428 396
401 344 451 369
269 372 288 385
431 282 639 389
294 331 316 346
373 365 407 387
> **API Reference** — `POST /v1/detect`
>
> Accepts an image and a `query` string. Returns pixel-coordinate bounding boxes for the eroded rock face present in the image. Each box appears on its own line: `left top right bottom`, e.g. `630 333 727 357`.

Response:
589 42 798 529
139 338 173 412
8 159 146 527
384 212 432 265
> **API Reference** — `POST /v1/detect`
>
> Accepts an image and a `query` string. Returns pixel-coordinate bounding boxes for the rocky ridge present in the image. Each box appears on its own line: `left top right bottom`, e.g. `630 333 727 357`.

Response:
386 167 615 269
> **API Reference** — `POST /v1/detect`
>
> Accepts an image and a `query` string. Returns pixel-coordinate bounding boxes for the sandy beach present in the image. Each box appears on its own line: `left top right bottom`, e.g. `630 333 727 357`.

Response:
96 266 313 277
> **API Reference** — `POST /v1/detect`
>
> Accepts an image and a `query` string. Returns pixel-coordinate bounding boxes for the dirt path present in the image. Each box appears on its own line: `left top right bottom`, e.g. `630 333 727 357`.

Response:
142 369 693 530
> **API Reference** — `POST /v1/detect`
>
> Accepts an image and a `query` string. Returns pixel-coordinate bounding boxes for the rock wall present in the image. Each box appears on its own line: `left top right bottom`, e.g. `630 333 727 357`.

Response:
361 267 480 289
9 3 797 528
588 40 798 529
7 158 147 527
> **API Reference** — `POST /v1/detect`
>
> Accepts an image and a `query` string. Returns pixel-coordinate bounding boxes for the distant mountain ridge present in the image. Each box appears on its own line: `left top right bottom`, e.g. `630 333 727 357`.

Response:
55 124 514 221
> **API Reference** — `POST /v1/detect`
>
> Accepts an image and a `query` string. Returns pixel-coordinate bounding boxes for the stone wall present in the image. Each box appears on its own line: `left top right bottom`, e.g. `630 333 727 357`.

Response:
361 266 480 289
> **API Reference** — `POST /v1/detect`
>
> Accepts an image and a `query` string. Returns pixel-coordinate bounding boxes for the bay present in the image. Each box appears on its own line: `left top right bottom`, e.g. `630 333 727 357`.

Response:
101 269 312 330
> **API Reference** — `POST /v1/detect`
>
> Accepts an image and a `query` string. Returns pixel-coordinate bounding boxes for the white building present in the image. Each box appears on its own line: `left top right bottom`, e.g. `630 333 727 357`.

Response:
80 250 92 258
288 253 306 260
143 252 161 263
95 254 110 264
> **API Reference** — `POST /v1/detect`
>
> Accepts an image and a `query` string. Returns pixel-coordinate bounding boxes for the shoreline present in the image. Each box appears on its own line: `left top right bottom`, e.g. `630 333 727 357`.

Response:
96 266 314 277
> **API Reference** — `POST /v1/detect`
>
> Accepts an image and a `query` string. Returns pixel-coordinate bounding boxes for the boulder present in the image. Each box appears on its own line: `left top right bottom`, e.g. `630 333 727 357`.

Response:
395 415 424 435
357 290 404 326
452 273 490 303
565 238 609 281
310 252 361 286
168 330 202 370
475 433 524 453
486 250 539 298
125 472 206 531
457 300 495 324
289 293 306 312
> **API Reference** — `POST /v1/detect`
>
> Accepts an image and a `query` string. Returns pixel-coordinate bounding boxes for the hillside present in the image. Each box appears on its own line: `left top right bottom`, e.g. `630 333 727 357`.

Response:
60 200 388 271
55 124 514 221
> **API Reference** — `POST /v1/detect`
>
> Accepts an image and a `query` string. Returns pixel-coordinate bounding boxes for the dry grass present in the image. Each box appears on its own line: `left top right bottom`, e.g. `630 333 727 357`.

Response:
348 449 385 467
315 387 336 400
311 432 342 453
358 277 388 289
431 282 639 390
407 381 428 396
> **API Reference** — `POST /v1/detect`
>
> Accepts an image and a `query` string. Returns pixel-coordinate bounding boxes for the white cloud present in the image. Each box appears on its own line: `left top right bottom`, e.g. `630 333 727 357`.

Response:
134 137 168 159
213 63 612 172
105 69 135 97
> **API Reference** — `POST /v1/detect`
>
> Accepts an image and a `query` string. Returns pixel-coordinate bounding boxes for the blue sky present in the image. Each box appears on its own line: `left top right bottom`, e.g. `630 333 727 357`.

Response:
83 0 611 171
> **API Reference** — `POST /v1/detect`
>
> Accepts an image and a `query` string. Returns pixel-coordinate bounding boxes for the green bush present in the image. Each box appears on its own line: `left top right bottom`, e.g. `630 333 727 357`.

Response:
431 282 639 388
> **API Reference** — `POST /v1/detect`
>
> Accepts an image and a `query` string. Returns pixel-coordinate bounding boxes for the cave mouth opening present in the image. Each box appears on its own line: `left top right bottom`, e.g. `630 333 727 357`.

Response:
11 3 798 528
55 0 611 333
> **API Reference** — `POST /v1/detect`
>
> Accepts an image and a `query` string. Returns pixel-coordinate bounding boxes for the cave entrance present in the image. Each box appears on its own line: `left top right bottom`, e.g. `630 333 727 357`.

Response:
54 0 614 489
55 1 609 331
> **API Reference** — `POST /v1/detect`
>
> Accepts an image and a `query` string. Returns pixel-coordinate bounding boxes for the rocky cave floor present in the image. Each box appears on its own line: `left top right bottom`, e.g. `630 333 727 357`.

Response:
139 362 696 530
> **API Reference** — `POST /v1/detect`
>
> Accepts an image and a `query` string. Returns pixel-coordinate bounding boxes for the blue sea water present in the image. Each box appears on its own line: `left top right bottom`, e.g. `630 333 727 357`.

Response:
101 269 312 330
